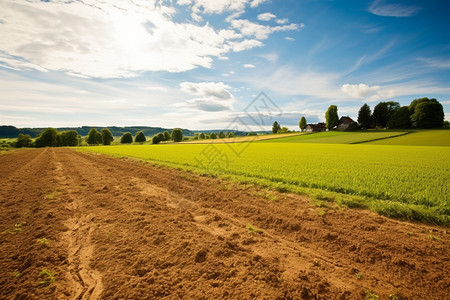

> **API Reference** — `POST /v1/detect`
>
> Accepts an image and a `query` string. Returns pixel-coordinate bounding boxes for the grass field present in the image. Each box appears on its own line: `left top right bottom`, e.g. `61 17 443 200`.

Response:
260 131 408 144
79 137 450 225
365 130 450 146
182 132 304 144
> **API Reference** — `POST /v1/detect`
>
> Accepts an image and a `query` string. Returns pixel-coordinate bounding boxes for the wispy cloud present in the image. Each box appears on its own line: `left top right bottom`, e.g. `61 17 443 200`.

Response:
231 19 302 40
417 58 450 70
177 82 235 112
243 64 256 68
257 12 276 21
368 0 421 17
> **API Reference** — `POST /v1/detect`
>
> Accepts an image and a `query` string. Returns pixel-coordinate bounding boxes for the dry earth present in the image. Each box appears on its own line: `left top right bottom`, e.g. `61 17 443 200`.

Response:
0 148 449 299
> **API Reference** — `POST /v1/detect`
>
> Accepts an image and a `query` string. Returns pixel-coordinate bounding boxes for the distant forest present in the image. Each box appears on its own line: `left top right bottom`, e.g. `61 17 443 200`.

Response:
0 126 194 138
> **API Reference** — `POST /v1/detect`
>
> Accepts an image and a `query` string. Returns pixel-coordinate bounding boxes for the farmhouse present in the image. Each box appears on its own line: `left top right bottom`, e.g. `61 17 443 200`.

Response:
305 122 326 132
336 116 356 131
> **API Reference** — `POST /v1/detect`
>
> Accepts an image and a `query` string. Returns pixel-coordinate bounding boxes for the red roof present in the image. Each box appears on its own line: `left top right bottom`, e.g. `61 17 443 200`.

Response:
338 116 354 124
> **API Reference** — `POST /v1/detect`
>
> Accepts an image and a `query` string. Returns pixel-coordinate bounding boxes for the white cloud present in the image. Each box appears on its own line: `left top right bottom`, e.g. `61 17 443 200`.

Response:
341 83 380 98
180 82 233 100
285 37 295 41
178 81 235 112
276 18 289 24
368 0 421 17
229 39 264 52
366 89 396 102
231 19 302 40
257 12 276 21
0 0 274 79
250 0 269 7
243 64 256 68
178 0 268 21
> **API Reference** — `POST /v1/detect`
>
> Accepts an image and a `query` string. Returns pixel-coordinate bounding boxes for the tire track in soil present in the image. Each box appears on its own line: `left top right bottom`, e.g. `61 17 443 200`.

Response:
51 150 103 300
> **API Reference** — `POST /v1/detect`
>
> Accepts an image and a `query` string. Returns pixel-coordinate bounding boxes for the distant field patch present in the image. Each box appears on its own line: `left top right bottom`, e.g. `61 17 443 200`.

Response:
366 130 450 146
183 132 304 144
260 131 407 144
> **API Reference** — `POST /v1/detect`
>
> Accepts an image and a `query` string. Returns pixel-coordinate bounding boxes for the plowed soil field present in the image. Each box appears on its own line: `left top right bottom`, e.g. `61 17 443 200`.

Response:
0 148 448 299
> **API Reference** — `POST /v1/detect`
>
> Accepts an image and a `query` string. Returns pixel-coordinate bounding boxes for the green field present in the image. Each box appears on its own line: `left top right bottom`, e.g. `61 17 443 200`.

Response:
79 136 450 225
366 130 450 146
260 131 409 144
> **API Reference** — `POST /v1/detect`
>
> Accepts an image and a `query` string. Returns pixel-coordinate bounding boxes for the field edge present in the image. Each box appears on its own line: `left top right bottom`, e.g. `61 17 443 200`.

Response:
76 148 450 227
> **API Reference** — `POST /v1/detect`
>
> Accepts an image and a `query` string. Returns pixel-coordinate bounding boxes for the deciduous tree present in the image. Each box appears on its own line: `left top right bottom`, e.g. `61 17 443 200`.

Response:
409 98 444 128
135 131 146 143
272 121 281 134
15 133 32 148
299 117 307 132
120 132 133 144
357 104 371 129
171 128 183 142
87 128 100 145
163 131 171 141
35 128 58 147
325 105 339 130
387 106 411 129
101 128 114 145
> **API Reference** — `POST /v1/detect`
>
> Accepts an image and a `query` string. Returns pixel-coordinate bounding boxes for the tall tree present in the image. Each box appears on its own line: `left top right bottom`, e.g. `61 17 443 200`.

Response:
163 131 171 141
101 128 114 145
120 132 133 144
325 105 339 130
95 131 103 145
372 101 400 128
15 133 32 148
171 128 183 142
35 128 58 147
199 133 205 139
410 98 444 128
299 116 307 132
87 128 100 145
372 102 388 128
357 104 371 129
151 135 160 144
272 121 281 134
219 131 225 138
210 132 217 139
387 106 412 129
135 131 146 143
60 130 79 146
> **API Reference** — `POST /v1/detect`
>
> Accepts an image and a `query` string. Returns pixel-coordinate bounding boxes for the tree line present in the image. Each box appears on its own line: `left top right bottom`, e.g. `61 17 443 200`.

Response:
356 97 445 129
12 127 186 148
295 97 446 132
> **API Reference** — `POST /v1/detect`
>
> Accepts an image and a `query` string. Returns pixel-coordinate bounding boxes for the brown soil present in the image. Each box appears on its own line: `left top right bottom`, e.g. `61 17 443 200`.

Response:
0 148 448 299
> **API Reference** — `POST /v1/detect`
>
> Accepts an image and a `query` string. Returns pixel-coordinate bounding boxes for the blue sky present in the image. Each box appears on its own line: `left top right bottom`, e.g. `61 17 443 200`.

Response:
0 0 449 130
